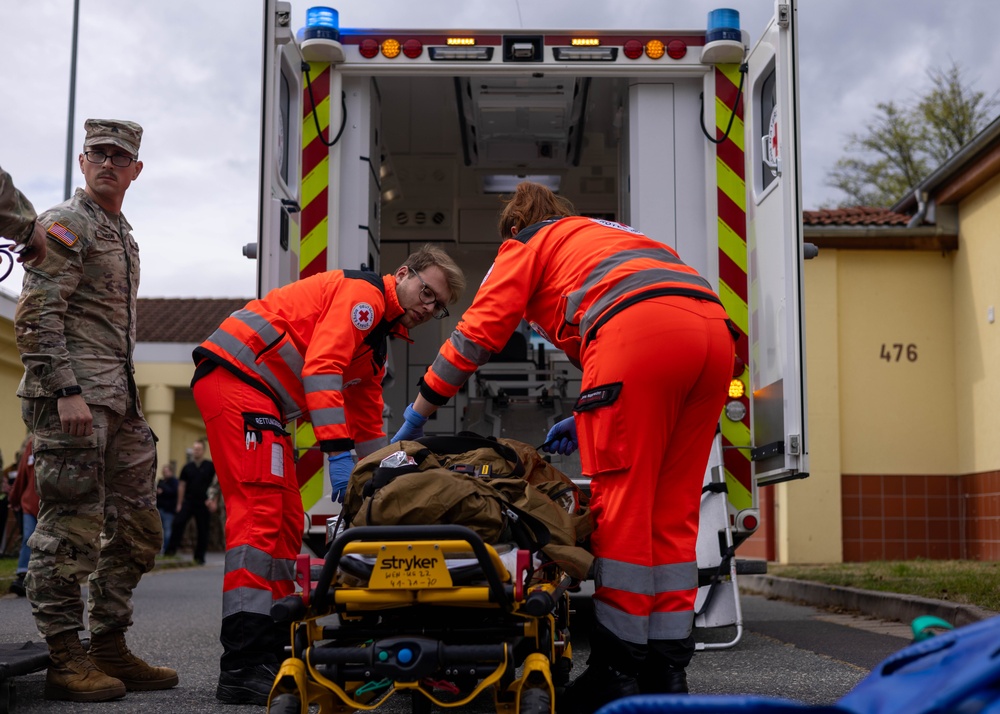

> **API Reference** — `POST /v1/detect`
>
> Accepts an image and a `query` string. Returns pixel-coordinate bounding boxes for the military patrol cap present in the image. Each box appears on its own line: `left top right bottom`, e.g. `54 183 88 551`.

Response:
83 119 143 157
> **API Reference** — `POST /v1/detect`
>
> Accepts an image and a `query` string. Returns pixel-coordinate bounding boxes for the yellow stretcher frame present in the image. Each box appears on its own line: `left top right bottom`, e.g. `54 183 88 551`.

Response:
266 524 574 714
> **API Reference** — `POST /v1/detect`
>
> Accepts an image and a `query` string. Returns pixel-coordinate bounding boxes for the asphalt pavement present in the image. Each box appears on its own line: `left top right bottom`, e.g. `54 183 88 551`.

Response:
1 553 994 713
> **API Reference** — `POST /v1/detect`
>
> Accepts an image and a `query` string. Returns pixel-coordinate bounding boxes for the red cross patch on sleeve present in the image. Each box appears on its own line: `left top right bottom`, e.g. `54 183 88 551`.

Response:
351 302 375 330
47 222 79 247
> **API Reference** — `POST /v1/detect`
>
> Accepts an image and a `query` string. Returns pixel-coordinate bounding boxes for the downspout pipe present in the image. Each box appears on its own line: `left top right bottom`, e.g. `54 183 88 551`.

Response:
906 190 929 228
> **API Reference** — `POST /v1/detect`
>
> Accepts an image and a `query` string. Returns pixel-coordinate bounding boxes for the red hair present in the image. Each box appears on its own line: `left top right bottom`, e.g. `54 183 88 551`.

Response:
498 181 575 238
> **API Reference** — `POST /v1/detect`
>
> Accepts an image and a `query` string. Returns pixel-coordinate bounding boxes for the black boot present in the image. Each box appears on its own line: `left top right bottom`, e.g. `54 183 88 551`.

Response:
9 572 26 597
558 662 640 714
216 663 279 705
638 662 688 694
641 636 693 695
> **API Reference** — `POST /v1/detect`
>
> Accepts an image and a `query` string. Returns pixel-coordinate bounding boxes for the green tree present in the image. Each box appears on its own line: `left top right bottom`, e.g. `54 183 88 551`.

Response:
827 61 998 207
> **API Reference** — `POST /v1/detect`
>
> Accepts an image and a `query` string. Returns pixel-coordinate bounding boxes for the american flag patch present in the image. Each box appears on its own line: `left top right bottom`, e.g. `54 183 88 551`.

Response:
47 222 79 247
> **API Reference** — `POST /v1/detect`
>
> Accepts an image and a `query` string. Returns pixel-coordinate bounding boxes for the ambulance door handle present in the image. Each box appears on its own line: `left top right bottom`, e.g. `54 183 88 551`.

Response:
761 136 781 177
281 198 301 214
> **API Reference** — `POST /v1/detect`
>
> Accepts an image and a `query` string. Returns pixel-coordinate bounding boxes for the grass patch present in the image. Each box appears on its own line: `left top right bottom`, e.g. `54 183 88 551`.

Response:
769 560 1000 612
0 557 19 592
0 553 194 594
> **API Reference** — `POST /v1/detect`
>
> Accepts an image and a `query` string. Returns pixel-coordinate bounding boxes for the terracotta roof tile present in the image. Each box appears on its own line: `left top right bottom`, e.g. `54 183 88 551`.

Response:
803 206 913 227
137 297 249 343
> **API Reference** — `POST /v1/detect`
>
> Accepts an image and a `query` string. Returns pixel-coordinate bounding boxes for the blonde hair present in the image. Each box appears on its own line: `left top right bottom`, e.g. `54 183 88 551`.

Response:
402 244 466 304
498 181 576 239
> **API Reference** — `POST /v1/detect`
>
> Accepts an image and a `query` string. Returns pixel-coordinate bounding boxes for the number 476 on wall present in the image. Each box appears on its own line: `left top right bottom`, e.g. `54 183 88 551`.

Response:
880 343 918 362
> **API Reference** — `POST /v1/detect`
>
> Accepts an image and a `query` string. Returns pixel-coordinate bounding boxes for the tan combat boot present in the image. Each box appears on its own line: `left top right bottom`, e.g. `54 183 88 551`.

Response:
45 630 127 702
89 630 179 691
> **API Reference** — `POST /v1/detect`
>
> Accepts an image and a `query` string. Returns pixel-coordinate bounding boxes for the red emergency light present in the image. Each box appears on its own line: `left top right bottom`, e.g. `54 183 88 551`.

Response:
666 39 687 59
623 40 643 60
358 38 379 58
402 38 423 58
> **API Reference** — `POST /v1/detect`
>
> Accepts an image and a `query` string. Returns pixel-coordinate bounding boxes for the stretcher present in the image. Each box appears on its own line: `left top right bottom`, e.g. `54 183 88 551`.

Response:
266 524 575 714
0 641 49 714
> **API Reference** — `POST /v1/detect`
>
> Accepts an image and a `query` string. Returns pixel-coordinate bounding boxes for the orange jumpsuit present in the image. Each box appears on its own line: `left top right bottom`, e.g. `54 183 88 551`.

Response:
420 217 734 666
192 270 409 670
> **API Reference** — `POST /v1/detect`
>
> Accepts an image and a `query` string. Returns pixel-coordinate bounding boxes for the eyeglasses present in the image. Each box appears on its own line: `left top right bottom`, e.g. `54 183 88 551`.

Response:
84 151 136 168
414 271 449 319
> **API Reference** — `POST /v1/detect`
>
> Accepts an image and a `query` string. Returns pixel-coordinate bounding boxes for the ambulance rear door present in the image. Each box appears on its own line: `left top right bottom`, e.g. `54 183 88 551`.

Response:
743 0 807 484
257 0 304 297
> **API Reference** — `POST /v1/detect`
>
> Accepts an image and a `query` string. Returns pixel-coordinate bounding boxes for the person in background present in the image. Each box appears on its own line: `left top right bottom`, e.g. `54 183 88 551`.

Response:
391 181 735 713
9 434 38 597
0 453 9 557
191 245 465 705
155 464 179 556
15 119 177 702
164 439 215 565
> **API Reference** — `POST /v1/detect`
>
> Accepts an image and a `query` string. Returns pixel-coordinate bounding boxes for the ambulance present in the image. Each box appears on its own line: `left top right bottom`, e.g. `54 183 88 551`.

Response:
250 1 808 643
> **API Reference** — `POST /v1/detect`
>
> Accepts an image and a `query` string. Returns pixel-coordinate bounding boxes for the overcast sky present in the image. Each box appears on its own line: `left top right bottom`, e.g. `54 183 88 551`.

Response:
2 0 999 299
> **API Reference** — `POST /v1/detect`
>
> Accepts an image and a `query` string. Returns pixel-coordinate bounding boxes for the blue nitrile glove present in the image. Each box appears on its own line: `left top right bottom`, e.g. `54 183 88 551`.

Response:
390 403 428 443
543 416 578 456
328 452 354 503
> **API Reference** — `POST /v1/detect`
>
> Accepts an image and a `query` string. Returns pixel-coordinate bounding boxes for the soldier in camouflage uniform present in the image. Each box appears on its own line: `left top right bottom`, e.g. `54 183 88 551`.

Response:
15 119 178 703
0 164 48 265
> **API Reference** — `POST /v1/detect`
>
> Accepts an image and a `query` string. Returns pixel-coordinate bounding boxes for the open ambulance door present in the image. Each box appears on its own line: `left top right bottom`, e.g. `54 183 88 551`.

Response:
744 0 808 485
256 0 304 297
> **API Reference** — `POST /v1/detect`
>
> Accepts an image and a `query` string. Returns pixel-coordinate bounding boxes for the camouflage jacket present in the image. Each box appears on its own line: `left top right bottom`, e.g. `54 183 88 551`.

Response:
0 165 37 245
16 188 140 415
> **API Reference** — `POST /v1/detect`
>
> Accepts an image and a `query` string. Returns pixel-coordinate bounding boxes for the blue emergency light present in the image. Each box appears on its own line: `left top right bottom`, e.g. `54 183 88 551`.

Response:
706 8 741 44
701 7 744 64
300 6 345 63
304 6 340 41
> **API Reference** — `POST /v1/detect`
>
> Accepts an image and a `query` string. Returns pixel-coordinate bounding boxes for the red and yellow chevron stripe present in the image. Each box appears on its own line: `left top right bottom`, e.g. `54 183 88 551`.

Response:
714 64 752 512
298 61 333 509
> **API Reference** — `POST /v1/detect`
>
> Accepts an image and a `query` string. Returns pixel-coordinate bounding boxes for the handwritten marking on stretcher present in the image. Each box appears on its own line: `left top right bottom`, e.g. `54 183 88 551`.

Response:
368 543 453 590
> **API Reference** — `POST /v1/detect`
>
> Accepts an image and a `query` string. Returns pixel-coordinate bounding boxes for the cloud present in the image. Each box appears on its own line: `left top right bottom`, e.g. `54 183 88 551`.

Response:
3 0 999 294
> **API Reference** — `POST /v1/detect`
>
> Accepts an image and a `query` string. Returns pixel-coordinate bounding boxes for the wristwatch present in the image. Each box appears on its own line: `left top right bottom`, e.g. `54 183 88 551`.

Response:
53 385 83 398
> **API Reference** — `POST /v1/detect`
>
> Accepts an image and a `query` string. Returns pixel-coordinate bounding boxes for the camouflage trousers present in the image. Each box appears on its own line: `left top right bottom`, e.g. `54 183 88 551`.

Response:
21 398 161 638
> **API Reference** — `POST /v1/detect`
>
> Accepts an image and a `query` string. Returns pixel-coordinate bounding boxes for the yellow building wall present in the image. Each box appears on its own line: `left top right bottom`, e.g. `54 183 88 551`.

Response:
135 361 207 475
952 173 1000 474
0 323 30 470
775 250 843 563
0 328 209 481
835 250 957 475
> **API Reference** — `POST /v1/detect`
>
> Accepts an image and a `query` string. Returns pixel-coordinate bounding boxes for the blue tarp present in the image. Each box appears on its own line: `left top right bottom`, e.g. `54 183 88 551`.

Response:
596 615 1000 714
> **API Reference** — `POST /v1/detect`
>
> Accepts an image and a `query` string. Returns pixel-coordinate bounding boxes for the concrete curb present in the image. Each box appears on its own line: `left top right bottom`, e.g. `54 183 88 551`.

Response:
740 574 999 629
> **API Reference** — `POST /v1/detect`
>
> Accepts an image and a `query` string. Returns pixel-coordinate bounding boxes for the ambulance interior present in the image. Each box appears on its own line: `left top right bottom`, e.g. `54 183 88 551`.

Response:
377 70 712 470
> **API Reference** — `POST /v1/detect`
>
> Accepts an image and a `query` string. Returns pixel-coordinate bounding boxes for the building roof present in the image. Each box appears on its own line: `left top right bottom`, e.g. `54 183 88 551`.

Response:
137 297 248 343
803 207 912 227
892 114 1000 214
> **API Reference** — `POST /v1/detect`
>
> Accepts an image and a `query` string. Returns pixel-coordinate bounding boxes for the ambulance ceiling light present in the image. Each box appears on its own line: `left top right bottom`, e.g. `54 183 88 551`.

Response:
301 6 346 63
701 8 746 65
482 175 561 194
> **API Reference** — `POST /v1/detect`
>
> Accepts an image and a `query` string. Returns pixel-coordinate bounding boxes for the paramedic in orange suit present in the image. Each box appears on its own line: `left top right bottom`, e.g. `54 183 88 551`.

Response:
191 245 464 705
391 182 735 713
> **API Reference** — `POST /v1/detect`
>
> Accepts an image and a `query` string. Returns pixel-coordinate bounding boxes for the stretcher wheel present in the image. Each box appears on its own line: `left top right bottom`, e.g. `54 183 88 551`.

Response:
410 690 432 714
519 685 551 714
267 692 300 713
0 680 13 714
